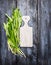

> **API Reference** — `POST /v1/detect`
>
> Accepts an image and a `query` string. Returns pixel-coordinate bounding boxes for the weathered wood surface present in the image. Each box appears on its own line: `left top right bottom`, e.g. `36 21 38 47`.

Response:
37 0 49 65
17 0 37 65
0 0 17 65
48 0 51 65
0 0 51 65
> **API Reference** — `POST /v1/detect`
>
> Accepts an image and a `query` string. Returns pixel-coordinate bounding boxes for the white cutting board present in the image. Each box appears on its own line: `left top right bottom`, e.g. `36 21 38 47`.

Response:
20 16 33 47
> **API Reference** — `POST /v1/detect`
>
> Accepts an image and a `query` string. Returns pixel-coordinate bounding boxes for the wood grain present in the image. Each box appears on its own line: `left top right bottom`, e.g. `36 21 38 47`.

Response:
0 0 51 65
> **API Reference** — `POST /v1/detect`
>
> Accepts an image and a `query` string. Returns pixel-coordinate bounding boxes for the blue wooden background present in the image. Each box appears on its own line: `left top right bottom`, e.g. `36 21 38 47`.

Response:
0 0 51 65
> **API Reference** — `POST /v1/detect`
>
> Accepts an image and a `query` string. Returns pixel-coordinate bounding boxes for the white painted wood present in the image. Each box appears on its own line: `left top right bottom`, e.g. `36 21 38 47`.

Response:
20 16 33 47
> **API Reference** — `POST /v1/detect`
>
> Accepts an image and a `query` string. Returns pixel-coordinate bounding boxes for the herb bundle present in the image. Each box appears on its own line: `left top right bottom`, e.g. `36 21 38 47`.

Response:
3 8 26 57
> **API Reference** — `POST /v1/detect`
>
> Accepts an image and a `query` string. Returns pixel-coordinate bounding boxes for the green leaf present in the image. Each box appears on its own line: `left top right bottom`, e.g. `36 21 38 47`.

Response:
3 8 26 57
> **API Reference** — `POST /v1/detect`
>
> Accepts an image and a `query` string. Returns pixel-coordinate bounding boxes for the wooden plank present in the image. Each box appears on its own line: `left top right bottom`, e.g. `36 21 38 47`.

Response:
17 1 28 65
0 10 2 65
17 0 37 65
38 0 49 65
0 0 17 65
48 0 51 65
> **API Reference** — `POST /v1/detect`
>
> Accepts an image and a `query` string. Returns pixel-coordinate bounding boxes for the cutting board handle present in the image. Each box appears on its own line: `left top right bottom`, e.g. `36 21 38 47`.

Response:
22 16 30 25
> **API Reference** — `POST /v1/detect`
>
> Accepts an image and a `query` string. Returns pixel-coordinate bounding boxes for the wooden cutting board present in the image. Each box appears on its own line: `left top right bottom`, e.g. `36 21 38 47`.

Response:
20 16 33 47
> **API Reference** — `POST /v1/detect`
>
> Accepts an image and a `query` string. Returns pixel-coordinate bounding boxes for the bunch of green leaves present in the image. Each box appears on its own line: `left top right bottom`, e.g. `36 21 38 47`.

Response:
3 8 26 57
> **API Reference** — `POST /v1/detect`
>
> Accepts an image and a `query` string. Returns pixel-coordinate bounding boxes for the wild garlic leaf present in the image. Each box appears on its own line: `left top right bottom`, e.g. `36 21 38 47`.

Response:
3 8 26 58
